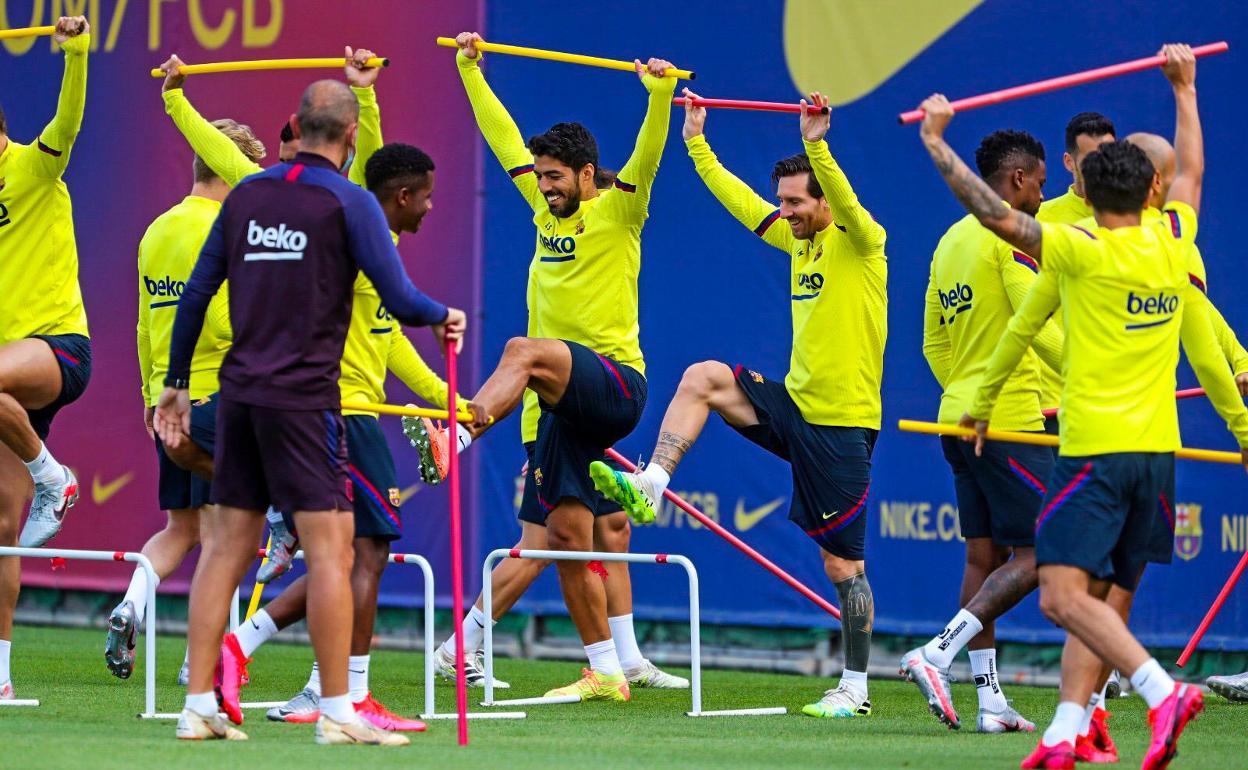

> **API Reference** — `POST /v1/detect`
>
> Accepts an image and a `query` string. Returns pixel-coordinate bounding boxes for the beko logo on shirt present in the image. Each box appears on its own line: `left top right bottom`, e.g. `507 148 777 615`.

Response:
244 220 308 261
144 276 186 296
1125 290 1179 330
938 282 974 325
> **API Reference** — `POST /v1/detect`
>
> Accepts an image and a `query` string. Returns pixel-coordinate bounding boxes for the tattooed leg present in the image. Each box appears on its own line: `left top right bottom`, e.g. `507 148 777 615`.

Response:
832 566 874 676
647 361 759 475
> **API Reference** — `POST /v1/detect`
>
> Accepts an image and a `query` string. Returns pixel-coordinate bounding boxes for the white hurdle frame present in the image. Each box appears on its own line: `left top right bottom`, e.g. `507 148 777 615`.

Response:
481 548 786 718
0 547 158 717
229 549 522 720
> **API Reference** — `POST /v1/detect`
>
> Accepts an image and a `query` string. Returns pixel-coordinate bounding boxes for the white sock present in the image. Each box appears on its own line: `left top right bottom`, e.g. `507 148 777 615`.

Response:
608 614 644 671
185 691 218 718
924 609 983 669
456 423 473 454
1042 701 1085 747
441 605 490 659
0 639 10 683
234 609 278 657
584 639 622 676
970 649 1008 712
839 668 868 699
641 463 670 499
123 568 156 622
320 693 354 723
24 443 64 486
348 655 370 702
1129 658 1175 709
305 662 322 696
1079 689 1104 737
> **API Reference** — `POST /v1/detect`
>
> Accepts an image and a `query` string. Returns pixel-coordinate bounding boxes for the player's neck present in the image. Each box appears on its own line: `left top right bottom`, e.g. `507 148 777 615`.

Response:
1093 210 1141 229
1071 178 1085 198
295 141 348 170
190 178 230 202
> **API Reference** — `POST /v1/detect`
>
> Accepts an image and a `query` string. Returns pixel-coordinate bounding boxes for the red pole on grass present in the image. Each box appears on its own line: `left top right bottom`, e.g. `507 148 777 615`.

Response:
603 448 841 621
1042 388 1208 419
446 339 469 744
898 42 1229 124
673 96 829 115
1177 548 1248 667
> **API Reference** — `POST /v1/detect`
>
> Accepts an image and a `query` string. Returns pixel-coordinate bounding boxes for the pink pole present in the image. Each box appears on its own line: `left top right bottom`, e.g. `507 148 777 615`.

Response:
672 97 828 115
1042 387 1208 419
899 42 1229 124
603 448 841 621
446 340 469 744
1177 548 1248 667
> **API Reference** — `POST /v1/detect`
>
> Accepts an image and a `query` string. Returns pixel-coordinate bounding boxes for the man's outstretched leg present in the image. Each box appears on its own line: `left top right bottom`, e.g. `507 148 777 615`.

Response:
591 361 758 522
469 338 574 432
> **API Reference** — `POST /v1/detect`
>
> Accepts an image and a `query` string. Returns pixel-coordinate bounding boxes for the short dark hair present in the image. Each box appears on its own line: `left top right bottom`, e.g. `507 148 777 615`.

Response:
527 122 598 172
296 80 358 145
974 129 1046 180
280 121 294 144
1065 112 1115 153
1081 141 1153 214
364 142 435 195
0 101 6 135
594 166 617 189
771 153 823 198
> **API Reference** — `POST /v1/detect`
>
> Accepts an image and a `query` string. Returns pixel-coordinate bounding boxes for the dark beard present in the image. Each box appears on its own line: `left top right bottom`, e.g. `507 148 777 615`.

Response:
549 190 583 218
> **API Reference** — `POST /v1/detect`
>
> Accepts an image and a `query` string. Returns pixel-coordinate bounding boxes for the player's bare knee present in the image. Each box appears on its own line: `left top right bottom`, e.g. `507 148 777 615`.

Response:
595 514 630 552
0 515 17 546
501 336 538 368
352 538 389 577
679 361 732 403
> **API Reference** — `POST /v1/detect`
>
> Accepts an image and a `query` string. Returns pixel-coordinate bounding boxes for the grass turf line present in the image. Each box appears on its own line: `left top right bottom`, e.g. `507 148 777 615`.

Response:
1 625 1243 768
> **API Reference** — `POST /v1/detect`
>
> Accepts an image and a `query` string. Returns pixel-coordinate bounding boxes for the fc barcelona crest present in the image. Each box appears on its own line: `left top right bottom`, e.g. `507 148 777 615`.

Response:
388 487 402 508
1174 503 1202 561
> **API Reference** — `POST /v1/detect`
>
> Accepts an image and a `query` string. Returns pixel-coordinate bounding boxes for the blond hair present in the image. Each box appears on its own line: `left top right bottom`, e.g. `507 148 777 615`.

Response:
193 119 267 183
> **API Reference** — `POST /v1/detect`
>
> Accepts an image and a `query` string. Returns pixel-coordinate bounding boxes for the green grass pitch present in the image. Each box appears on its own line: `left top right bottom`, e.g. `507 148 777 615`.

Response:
2 625 1243 768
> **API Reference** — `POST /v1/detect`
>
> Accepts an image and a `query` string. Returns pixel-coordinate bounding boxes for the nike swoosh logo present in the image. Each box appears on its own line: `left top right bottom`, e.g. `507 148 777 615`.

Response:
349 669 366 674
398 483 421 504
822 510 841 520
92 472 134 505
734 497 786 532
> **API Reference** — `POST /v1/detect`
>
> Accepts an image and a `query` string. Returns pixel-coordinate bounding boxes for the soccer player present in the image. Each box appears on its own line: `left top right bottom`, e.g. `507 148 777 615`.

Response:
902 129 1061 733
1057 130 1248 763
591 89 887 719
229 144 456 732
918 45 1247 770
0 15 92 704
155 79 464 744
104 113 266 682
1035 113 1116 431
431 32 677 702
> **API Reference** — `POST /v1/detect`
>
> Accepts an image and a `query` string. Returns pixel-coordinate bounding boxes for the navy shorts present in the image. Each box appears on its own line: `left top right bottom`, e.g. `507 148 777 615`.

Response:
344 415 402 541
27 334 92 440
517 340 646 525
212 397 352 514
1035 452 1176 590
730 365 876 561
941 435 1054 547
155 393 218 510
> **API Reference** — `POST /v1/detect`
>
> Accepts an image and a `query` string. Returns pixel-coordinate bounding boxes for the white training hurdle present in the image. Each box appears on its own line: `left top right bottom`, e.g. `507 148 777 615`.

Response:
0 547 158 716
481 548 786 718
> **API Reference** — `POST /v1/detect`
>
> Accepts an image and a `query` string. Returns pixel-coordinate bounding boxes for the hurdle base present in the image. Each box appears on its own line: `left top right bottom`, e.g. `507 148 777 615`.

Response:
687 706 787 717
0 699 40 707
482 694 581 707
423 711 528 720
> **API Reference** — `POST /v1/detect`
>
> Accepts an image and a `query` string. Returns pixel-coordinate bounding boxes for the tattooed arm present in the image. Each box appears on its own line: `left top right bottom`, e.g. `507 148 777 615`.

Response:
918 94 1044 261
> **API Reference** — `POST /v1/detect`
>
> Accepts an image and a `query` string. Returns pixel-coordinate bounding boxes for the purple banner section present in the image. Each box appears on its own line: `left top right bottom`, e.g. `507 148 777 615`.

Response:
1 1 482 604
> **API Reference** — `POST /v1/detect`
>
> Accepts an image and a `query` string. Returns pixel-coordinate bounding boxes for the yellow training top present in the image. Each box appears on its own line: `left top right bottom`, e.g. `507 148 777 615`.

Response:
685 133 887 429
923 213 1062 431
137 196 233 405
971 203 1248 455
1031 185 1093 412
0 34 91 344
456 51 673 442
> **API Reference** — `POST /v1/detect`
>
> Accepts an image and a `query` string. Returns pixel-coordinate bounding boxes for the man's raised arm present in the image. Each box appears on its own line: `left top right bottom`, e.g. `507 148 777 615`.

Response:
800 92 885 256
27 17 89 179
159 55 262 187
1162 44 1203 214
597 58 678 225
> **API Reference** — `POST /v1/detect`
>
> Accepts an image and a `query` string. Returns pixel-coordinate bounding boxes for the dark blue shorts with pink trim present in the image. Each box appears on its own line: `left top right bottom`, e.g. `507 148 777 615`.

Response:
730 366 876 560
344 415 403 541
28 334 92 440
517 340 646 526
941 435 1054 547
1035 452 1176 590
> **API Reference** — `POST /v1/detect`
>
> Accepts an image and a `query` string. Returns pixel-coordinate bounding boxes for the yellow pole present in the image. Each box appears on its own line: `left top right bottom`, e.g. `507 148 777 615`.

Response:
0 26 56 40
897 419 1244 466
244 534 273 622
150 57 390 78
435 37 695 80
341 400 490 424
